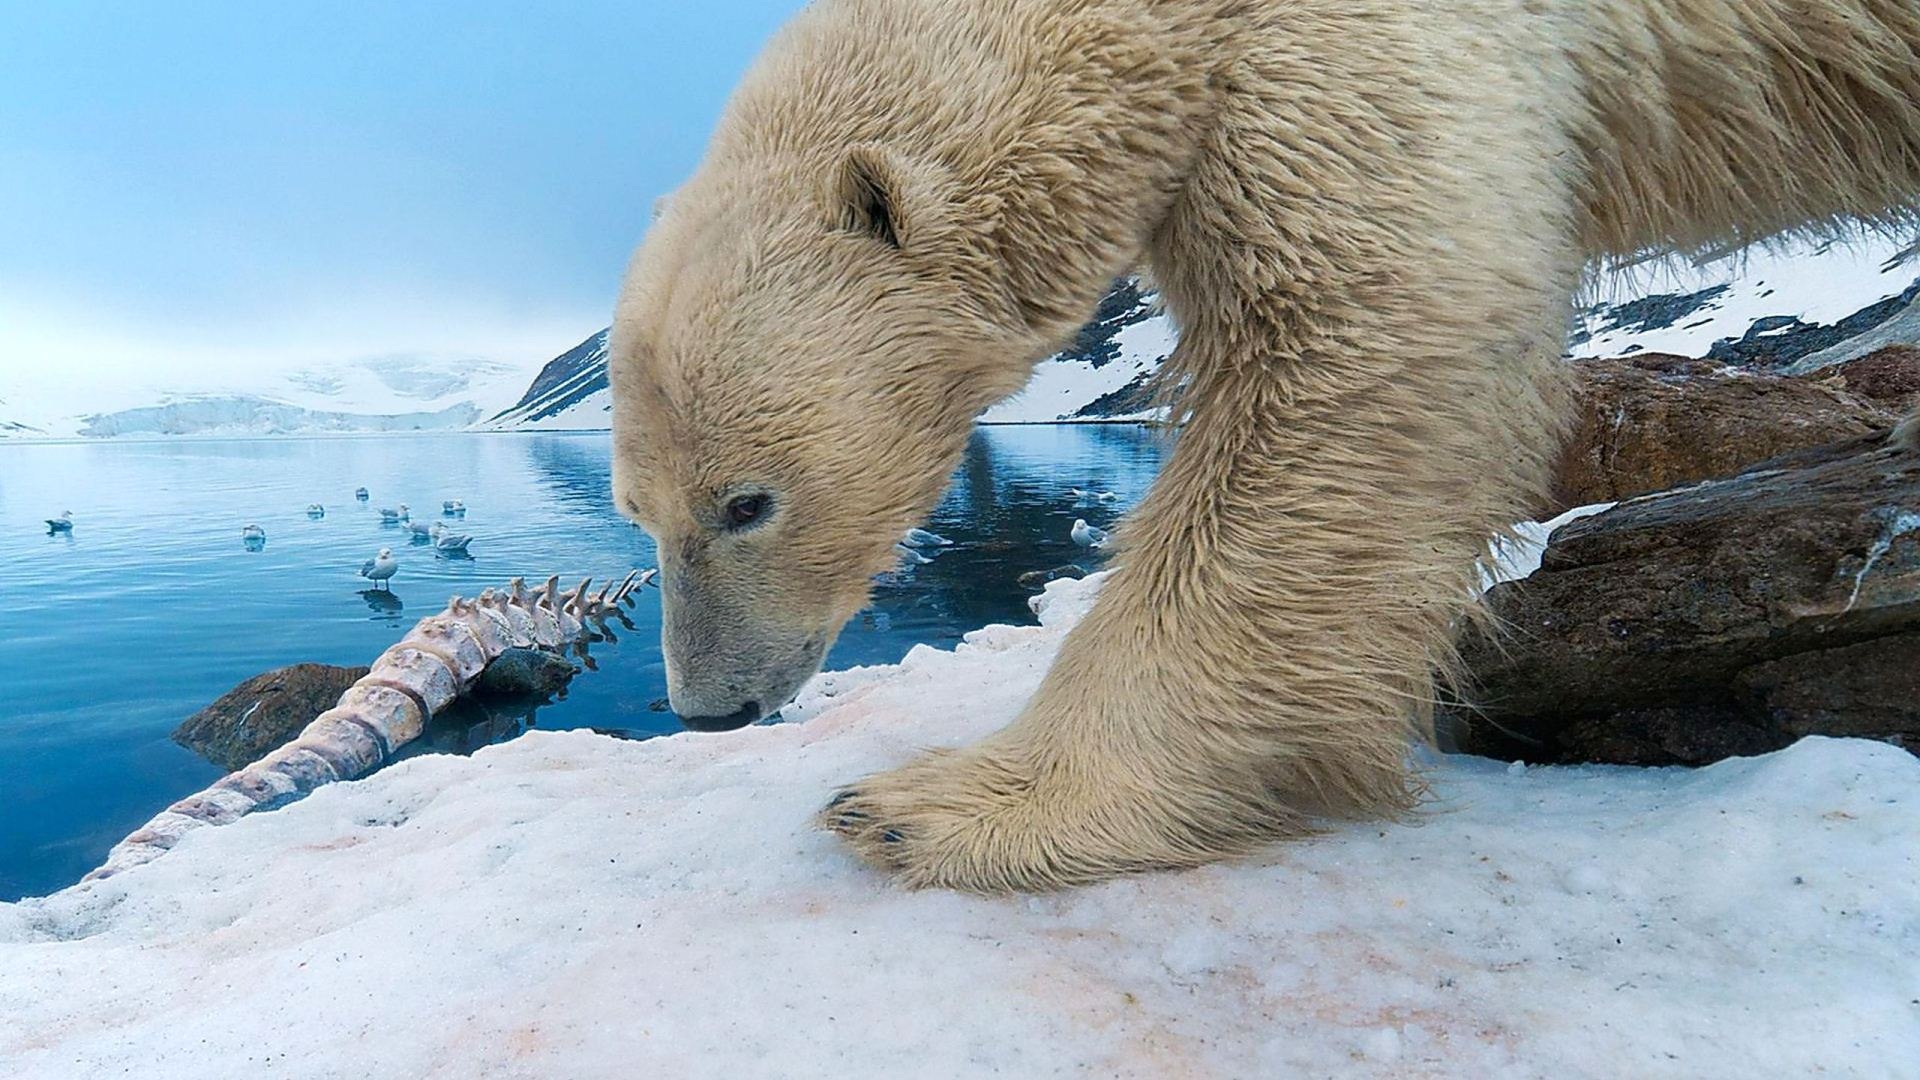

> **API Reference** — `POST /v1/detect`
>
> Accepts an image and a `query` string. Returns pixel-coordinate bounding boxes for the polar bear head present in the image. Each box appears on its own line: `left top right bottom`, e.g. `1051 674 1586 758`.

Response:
609 146 1037 729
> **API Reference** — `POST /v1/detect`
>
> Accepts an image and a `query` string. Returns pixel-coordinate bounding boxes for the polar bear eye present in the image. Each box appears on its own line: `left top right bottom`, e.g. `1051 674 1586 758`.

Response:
724 493 771 531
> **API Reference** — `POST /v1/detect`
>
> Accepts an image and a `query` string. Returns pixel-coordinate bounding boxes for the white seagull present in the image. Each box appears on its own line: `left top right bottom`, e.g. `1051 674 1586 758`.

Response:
45 511 74 533
442 500 466 516
429 523 473 553
1070 487 1120 503
359 547 399 589
901 527 952 548
378 506 404 524
306 504 326 518
241 524 267 544
893 542 934 566
354 487 370 501
406 519 434 541
1070 518 1111 550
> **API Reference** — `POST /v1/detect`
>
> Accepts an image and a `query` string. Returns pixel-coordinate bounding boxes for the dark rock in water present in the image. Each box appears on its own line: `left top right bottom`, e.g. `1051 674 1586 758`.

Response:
412 696 542 757
1550 353 1895 513
1454 429 1920 765
1018 565 1089 589
173 663 369 772
473 647 578 698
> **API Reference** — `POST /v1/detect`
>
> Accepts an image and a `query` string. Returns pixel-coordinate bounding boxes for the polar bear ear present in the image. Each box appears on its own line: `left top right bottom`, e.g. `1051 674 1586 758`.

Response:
835 146 910 250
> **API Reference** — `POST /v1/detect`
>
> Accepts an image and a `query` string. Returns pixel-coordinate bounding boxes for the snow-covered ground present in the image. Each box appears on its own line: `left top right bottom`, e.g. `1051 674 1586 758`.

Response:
2 574 1913 1079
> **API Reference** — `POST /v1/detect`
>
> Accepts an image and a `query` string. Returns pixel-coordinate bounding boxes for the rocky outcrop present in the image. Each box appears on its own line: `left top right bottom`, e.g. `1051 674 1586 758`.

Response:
173 664 371 772
1456 429 1920 765
1549 354 1899 512
1802 343 1920 407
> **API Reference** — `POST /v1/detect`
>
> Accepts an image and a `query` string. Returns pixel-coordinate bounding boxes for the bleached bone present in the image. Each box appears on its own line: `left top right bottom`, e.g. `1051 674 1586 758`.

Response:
85 569 654 884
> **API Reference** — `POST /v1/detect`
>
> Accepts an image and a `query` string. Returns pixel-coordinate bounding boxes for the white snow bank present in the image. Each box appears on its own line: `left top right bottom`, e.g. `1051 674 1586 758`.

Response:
2 575 1916 1079
1480 501 1616 590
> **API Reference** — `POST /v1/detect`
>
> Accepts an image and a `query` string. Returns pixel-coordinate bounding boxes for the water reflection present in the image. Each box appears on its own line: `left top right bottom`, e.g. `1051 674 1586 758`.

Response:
0 426 1163 899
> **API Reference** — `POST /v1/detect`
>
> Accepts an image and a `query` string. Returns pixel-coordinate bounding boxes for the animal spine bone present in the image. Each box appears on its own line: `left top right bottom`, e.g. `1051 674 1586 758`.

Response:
85 571 651 883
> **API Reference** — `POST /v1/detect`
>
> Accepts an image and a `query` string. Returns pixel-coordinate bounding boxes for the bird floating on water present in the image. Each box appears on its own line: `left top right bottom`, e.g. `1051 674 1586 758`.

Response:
442 500 466 516
1070 488 1119 503
406 520 434 542
429 523 473 554
306 504 326 518
241 524 267 550
1070 518 1111 550
45 511 73 534
354 488 370 501
901 527 952 548
359 547 398 589
893 543 934 566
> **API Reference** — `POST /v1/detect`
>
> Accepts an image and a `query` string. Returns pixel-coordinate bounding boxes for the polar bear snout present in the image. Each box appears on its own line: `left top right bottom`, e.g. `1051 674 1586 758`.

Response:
659 568 833 731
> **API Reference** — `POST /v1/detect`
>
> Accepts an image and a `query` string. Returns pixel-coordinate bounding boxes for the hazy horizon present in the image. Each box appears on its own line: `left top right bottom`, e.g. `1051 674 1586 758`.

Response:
0 2 803 409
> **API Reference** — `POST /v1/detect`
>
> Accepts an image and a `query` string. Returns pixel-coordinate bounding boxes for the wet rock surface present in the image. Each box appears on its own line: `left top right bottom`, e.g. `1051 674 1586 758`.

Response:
172 663 370 771
471 647 578 698
1456 430 1920 765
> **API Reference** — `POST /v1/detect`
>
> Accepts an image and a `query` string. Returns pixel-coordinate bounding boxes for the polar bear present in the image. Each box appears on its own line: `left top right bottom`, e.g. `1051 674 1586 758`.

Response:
609 0 1920 890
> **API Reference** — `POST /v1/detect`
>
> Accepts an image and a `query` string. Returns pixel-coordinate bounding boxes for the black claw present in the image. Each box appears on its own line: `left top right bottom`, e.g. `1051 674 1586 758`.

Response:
881 829 904 844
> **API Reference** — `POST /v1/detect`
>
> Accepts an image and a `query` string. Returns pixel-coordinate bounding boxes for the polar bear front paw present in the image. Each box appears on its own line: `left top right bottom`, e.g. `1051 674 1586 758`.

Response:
819 745 1216 892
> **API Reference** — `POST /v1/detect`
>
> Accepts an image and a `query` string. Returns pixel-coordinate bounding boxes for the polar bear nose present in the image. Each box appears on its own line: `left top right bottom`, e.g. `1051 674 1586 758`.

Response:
679 701 762 732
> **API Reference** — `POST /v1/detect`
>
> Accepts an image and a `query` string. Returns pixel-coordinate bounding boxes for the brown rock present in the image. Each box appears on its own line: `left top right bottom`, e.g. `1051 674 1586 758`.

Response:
1549 353 1895 513
172 663 369 772
1735 634 1920 749
1454 429 1920 765
1807 344 1920 409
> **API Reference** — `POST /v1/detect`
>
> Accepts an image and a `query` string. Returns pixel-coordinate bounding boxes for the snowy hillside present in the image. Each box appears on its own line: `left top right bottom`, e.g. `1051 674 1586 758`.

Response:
480 280 1176 433
0 355 539 440
477 329 612 431
10 231 1918 441
979 277 1174 423
485 232 1920 437
2 573 1914 1078
1572 231 1920 367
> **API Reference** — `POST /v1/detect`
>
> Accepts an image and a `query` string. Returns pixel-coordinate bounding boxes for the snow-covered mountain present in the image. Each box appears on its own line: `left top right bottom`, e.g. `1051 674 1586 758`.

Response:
1570 231 1920 369
0 355 539 440
479 279 1177 433
478 330 613 431
484 231 1920 436
979 277 1174 423
10 231 1917 442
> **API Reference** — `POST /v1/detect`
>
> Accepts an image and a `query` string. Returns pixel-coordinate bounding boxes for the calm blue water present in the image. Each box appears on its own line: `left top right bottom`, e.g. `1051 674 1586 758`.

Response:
0 427 1163 899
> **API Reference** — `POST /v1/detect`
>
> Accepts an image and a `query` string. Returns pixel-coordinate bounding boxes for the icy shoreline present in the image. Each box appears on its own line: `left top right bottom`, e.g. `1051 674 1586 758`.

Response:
2 575 1915 1078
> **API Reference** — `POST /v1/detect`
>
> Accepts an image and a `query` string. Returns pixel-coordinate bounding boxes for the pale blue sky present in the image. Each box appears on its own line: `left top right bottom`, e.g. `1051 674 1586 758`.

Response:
0 1 802 394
